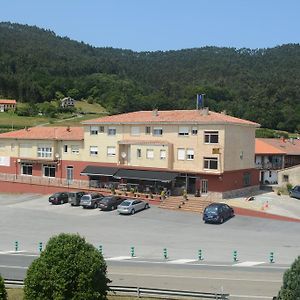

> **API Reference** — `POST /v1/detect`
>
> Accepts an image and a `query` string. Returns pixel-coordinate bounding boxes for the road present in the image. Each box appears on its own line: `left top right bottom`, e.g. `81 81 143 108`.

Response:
0 252 285 299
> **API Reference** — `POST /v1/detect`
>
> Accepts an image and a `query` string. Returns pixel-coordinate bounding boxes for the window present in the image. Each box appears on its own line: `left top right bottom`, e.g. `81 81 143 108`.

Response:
177 148 185 160
107 146 116 157
11 143 15 151
37 146 52 158
131 126 140 136
146 149 154 159
43 164 56 177
153 127 163 136
71 145 79 154
283 175 289 182
137 149 142 158
178 126 189 136
204 157 218 170
108 127 116 136
204 131 219 144
243 172 251 186
90 126 98 135
186 149 194 160
99 126 105 133
21 163 32 175
192 127 198 135
145 126 151 135
160 149 167 160
90 146 98 156
64 145 68 153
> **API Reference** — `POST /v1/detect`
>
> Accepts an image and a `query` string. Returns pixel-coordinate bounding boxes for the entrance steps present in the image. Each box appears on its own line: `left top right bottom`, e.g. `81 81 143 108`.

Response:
159 194 217 213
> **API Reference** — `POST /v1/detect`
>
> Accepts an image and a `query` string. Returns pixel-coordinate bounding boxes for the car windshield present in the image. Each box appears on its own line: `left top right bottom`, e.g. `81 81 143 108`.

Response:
81 195 90 201
120 201 131 206
205 206 219 213
52 193 61 197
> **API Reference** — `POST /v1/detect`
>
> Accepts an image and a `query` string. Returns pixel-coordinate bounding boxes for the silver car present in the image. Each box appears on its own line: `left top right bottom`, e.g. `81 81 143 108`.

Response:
117 199 149 215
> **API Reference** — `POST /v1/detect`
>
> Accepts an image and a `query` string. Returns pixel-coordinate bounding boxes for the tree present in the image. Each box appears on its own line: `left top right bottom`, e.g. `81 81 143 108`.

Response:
0 274 7 300
24 233 110 300
277 255 300 299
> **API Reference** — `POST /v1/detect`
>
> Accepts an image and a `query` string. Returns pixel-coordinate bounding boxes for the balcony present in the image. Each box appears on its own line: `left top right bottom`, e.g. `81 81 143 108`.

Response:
255 162 283 170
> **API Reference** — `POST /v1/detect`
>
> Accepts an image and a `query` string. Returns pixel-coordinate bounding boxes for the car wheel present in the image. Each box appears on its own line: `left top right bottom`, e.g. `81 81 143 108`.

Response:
131 209 135 215
60 199 64 205
219 217 224 224
145 203 149 209
111 206 115 211
93 203 98 209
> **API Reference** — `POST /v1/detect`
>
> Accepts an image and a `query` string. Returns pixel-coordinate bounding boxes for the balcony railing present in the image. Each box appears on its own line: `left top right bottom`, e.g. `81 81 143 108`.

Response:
0 173 89 189
255 162 283 170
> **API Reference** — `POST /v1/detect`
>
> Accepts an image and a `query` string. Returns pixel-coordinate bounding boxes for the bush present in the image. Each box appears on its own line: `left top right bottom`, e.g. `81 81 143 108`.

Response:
24 233 110 300
0 274 7 300
277 256 300 299
286 183 293 192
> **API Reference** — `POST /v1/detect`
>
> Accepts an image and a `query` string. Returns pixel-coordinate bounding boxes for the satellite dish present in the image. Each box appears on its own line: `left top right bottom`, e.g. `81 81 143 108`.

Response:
121 152 127 158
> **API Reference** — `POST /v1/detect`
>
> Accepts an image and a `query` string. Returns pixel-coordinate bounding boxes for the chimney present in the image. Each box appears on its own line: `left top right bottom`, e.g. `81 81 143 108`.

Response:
152 109 158 117
221 110 227 115
200 107 209 116
67 126 71 132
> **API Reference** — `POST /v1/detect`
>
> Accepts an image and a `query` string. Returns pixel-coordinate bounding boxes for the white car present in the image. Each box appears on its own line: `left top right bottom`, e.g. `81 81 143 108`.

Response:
117 199 149 215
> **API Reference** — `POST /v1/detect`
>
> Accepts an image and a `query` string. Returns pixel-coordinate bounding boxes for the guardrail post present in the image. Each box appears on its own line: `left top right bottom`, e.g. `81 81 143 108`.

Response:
131 246 135 257
163 248 168 259
233 250 238 262
137 286 140 298
99 245 103 255
198 249 203 260
15 241 19 252
39 242 43 253
269 251 274 263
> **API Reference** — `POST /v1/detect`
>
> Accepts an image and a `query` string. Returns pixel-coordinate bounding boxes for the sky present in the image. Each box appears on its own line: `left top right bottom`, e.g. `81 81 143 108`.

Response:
0 0 299 51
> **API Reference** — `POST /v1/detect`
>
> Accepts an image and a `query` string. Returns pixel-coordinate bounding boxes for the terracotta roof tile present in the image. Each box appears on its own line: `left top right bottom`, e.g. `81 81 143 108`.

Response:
82 110 260 126
0 127 84 141
255 138 300 155
0 99 16 104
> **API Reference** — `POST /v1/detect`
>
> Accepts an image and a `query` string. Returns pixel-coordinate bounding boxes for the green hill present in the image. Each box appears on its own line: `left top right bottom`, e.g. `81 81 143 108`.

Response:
0 22 299 132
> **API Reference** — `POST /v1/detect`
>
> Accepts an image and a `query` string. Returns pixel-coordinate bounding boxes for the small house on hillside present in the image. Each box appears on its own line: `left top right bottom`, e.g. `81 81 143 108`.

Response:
0 99 17 112
60 97 76 108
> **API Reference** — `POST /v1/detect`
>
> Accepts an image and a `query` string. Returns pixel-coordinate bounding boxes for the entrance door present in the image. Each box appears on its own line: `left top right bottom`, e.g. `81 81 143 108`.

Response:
66 166 74 185
201 179 208 194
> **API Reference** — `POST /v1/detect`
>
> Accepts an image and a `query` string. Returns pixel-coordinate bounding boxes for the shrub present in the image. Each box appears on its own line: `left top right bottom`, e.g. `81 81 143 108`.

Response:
24 233 110 300
286 183 293 192
277 256 300 299
0 274 7 300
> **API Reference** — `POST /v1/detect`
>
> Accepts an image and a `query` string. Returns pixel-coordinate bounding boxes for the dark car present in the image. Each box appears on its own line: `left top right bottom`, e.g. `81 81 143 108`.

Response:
49 192 69 205
289 185 300 199
80 193 104 209
69 191 86 206
203 203 234 224
98 196 124 211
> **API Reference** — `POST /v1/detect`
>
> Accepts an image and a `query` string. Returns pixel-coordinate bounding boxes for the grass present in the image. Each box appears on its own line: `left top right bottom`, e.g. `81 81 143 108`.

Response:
0 100 108 131
7 289 161 300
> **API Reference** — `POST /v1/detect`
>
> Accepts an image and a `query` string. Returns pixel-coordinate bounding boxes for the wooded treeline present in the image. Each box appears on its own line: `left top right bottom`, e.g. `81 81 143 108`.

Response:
0 22 299 132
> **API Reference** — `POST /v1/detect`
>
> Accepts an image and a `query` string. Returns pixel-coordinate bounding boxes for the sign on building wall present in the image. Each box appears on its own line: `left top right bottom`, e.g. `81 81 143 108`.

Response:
0 156 10 166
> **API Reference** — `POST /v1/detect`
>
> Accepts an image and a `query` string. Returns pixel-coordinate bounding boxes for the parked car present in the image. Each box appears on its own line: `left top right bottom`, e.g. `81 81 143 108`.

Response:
289 185 300 199
117 199 149 215
80 193 104 209
98 196 124 211
69 191 86 206
203 203 234 224
49 192 69 205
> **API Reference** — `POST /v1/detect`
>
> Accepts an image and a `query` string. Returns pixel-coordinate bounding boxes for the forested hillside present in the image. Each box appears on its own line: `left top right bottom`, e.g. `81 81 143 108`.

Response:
0 22 299 132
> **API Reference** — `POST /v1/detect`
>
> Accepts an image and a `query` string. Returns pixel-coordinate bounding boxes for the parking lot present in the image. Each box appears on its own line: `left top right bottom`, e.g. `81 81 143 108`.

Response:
0 192 299 264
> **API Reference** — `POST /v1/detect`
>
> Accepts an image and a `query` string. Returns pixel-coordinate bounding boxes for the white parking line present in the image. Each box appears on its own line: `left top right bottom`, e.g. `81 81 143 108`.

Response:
0 250 27 254
233 261 266 267
167 259 196 264
106 256 135 261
